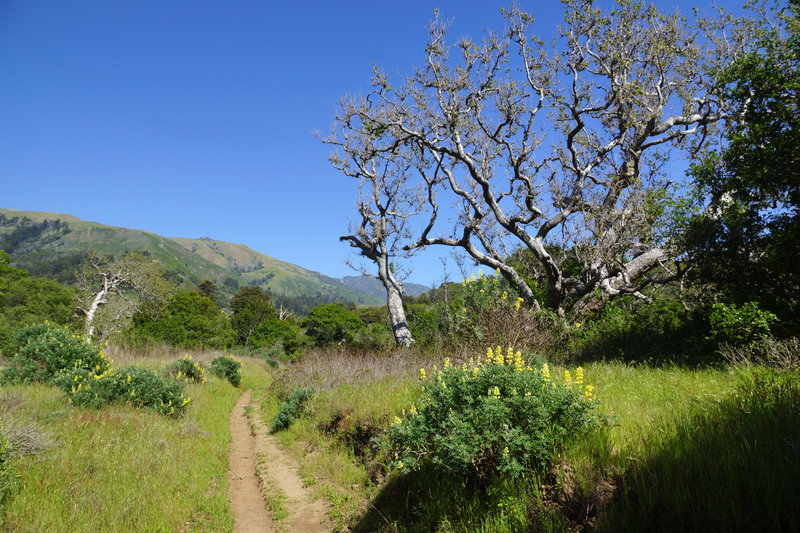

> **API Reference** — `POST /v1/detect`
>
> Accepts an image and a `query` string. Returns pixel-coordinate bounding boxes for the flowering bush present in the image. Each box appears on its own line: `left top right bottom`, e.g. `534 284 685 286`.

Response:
385 348 600 481
162 355 207 384
449 270 562 352
210 355 242 387
1 324 110 384
52 365 190 417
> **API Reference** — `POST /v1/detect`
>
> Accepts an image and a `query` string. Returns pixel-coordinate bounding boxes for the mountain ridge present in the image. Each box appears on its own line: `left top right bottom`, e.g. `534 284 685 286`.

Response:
0 208 384 311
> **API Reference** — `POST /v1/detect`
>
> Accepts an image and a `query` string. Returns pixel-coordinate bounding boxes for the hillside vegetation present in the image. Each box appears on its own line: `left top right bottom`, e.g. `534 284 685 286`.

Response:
0 208 381 311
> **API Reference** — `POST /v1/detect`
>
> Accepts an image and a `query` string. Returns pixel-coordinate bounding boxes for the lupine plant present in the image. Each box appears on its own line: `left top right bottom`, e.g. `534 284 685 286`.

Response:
385 347 600 482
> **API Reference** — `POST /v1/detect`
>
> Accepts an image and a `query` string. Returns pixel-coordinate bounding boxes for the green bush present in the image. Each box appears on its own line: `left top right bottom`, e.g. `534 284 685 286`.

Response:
708 301 778 346
385 349 601 482
562 297 712 364
162 355 207 384
1 324 110 384
210 355 242 387
250 318 307 355
52 365 191 417
0 251 77 356
131 291 236 350
301 303 365 346
270 387 315 433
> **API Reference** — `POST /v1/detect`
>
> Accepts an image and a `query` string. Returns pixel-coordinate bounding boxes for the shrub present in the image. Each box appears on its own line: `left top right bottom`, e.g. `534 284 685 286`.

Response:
270 387 315 433
562 297 712 364
385 349 601 482
301 304 365 346
446 270 563 354
52 365 190 417
708 301 778 346
0 324 110 384
210 355 242 387
250 318 307 355
131 291 236 349
162 355 207 384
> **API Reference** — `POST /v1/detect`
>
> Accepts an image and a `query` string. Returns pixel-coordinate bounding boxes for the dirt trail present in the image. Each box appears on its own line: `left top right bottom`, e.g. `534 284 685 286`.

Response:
228 389 331 533
228 389 275 532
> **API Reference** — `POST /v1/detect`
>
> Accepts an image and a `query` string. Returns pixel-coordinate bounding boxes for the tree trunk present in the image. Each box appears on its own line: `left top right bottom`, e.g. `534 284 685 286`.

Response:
84 286 108 342
377 256 414 348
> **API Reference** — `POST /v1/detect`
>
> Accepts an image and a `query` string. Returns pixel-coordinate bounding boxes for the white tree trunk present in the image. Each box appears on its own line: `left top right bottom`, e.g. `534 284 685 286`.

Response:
377 256 414 348
84 285 108 341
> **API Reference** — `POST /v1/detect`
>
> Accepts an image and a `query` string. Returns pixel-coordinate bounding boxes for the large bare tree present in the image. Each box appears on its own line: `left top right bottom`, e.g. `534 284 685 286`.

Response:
327 0 760 315
76 252 175 342
324 129 424 347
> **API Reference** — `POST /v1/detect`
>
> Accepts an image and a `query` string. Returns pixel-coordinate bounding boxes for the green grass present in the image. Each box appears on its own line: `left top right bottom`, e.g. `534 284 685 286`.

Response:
0 353 272 532
257 349 798 532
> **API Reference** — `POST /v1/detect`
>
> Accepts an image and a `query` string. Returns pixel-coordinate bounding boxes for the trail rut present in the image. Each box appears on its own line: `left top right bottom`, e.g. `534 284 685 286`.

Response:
228 389 330 533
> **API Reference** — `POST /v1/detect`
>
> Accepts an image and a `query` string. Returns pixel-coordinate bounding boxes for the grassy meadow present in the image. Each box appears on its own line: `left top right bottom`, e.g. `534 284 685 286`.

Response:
0 350 273 532
0 341 797 532
261 349 799 532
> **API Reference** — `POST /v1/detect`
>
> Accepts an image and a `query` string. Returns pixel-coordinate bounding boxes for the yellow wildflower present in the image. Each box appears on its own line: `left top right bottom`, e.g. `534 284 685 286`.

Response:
576 367 584 387
419 368 426 380
410 405 417 415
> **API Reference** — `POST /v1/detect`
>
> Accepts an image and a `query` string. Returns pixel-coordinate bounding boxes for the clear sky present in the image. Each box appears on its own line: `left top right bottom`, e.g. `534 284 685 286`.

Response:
0 0 735 287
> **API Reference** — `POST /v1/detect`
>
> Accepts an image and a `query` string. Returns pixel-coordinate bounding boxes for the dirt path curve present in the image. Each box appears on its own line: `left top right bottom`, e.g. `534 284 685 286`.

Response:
228 389 274 532
228 389 331 533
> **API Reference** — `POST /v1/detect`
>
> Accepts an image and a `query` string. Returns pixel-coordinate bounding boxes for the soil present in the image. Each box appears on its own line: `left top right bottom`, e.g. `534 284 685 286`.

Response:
228 389 331 533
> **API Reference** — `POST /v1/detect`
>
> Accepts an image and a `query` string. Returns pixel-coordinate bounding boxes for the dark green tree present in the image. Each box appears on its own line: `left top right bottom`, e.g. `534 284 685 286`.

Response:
230 286 278 346
195 279 219 302
301 303 365 346
132 290 235 349
685 0 799 331
0 250 77 354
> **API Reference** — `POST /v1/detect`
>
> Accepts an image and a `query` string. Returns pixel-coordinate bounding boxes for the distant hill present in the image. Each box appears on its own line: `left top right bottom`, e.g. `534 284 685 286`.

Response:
337 275 430 300
0 208 382 312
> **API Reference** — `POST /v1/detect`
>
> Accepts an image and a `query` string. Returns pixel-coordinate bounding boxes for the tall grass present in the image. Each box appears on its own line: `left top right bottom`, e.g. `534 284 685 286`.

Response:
597 369 800 532
0 351 272 532
257 347 798 532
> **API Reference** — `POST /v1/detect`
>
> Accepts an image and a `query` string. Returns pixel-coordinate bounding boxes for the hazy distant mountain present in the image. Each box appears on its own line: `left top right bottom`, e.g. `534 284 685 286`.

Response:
337 275 430 300
0 208 382 310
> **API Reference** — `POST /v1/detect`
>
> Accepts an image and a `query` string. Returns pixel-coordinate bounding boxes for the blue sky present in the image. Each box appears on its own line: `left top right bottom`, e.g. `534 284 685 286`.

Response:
0 0 733 287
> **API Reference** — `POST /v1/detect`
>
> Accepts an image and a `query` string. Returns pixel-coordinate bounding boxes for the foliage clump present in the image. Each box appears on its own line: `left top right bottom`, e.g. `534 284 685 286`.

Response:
52 365 191 418
162 354 207 384
1 324 110 385
385 349 601 482
210 355 242 387
301 303 365 346
131 291 236 349
270 387 315 433
707 301 777 347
